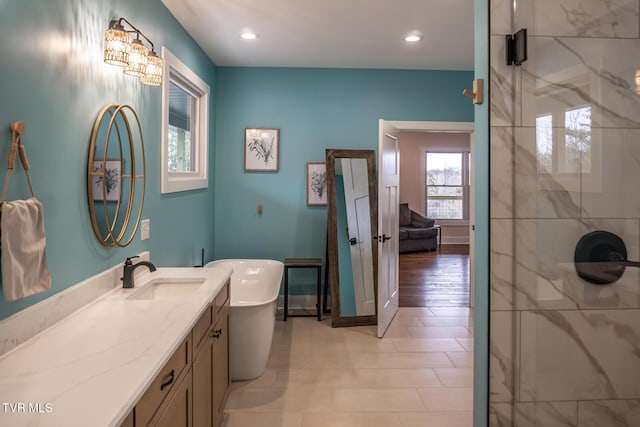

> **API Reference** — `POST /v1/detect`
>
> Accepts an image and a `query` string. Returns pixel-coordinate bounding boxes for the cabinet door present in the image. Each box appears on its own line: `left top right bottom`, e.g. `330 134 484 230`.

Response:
192 336 213 427
212 313 229 427
152 368 193 427
137 336 191 427
119 411 134 427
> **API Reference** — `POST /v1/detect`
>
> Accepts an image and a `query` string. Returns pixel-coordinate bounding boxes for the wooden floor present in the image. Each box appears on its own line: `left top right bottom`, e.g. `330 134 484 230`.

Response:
399 244 470 307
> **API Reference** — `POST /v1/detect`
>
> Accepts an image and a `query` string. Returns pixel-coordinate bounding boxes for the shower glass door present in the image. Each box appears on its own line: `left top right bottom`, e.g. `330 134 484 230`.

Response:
489 0 640 425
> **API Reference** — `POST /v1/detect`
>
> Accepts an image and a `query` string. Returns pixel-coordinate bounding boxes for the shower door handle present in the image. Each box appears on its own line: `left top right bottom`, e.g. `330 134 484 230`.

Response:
574 230 640 285
611 259 640 268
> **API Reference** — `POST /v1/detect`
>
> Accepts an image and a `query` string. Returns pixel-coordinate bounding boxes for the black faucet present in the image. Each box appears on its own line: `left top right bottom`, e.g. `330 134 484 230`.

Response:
122 256 157 288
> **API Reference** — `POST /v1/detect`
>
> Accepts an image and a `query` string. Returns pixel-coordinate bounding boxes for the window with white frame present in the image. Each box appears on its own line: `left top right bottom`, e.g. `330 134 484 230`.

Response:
161 47 209 193
425 152 470 220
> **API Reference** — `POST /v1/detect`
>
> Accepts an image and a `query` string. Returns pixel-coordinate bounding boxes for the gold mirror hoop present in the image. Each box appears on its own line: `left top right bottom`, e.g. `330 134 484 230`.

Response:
87 104 146 248
100 106 125 245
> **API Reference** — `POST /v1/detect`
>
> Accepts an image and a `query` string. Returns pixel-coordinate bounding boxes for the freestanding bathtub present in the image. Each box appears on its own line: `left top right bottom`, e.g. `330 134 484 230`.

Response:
205 259 284 381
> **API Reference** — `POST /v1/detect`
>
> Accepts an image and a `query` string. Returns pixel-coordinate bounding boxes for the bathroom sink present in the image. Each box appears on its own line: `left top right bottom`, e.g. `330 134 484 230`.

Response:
127 278 206 300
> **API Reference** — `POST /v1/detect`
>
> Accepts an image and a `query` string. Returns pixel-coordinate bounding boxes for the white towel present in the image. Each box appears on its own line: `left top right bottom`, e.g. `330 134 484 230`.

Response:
1 197 51 301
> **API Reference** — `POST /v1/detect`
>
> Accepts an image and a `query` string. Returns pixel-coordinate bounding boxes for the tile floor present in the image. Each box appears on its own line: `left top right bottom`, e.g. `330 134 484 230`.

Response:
222 306 473 427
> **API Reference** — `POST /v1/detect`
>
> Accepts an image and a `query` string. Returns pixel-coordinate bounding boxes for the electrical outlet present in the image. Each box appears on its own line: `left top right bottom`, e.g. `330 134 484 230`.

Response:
141 219 150 240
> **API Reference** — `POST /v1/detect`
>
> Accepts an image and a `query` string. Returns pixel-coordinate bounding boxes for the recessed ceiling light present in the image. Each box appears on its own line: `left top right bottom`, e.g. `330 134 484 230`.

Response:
404 34 423 42
241 32 258 40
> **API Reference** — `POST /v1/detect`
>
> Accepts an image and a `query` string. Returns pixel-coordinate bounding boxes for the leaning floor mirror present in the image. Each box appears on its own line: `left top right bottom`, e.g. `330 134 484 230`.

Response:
326 149 378 327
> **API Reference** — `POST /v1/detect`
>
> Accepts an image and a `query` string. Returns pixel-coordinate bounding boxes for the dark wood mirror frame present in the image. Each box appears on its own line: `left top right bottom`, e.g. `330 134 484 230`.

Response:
326 149 378 327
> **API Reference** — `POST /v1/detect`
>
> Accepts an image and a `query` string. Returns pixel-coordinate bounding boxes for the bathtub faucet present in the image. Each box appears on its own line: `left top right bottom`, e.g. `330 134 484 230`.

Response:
121 256 156 288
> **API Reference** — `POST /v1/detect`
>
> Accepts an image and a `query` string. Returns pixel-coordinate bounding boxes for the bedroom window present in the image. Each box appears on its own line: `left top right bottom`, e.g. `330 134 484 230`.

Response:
425 152 470 220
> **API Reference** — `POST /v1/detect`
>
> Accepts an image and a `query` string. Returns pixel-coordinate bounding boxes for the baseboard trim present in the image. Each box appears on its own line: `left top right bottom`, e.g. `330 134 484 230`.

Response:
277 295 330 311
441 237 470 245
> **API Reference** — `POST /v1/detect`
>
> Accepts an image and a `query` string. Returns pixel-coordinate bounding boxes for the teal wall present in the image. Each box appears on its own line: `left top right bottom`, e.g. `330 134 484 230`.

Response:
0 0 217 320
213 67 473 292
473 0 490 425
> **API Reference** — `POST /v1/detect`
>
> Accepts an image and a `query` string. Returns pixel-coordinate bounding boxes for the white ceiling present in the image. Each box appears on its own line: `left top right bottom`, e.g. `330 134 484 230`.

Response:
160 0 474 70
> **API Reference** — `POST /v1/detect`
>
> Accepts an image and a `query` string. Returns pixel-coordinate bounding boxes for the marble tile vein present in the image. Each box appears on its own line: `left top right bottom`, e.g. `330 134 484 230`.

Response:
559 1 637 38
522 38 640 129
531 310 618 399
578 399 640 426
514 401 578 427
516 0 639 38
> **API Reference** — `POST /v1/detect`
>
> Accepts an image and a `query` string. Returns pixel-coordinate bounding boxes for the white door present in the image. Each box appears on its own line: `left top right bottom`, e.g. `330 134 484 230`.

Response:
342 158 375 316
377 120 400 338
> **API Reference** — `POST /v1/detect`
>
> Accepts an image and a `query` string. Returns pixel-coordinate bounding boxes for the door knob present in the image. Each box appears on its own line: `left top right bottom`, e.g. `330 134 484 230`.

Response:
574 230 640 285
349 237 357 246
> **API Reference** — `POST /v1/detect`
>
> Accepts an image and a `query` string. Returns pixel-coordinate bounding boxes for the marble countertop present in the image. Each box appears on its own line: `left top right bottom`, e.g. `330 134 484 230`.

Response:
0 264 233 427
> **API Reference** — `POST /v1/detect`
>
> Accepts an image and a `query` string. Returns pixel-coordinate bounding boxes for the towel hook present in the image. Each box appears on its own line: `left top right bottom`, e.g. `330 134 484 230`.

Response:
11 121 26 137
462 79 484 105
8 121 27 171
2 121 36 209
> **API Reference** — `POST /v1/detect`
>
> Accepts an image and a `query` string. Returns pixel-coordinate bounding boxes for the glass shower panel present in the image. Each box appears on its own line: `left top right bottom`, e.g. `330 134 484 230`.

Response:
489 0 640 425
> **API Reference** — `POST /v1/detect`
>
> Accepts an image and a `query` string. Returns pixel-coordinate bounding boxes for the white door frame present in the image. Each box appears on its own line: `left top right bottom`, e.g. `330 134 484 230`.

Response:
381 120 475 308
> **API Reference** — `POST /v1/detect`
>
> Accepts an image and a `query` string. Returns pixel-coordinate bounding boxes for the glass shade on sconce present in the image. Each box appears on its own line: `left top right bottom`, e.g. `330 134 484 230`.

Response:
141 50 163 86
104 24 131 66
103 17 162 86
635 69 640 94
123 38 148 77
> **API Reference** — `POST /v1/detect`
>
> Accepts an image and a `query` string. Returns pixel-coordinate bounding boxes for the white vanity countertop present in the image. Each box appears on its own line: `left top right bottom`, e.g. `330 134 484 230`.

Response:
0 265 232 427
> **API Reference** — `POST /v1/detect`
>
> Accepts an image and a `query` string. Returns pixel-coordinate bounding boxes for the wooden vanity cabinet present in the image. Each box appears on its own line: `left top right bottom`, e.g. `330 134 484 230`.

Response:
193 281 230 427
125 281 230 427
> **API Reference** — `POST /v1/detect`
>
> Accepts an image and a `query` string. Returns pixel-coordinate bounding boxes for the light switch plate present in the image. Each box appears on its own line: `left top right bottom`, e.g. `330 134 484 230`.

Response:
141 219 150 240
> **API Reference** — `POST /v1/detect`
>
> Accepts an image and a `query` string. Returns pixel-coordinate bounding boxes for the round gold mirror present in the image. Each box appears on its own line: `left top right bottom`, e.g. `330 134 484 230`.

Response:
87 104 146 247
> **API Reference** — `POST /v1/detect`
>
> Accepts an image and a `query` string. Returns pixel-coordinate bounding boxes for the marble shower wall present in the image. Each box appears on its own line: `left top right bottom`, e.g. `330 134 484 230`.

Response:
489 0 640 425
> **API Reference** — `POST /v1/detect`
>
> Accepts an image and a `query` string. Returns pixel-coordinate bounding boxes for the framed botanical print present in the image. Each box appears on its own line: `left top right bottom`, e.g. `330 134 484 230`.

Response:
307 162 327 206
245 128 279 172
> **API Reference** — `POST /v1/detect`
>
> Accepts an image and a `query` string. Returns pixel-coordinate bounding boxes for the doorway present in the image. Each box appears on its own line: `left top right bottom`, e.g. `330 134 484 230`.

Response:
399 130 473 308
371 120 477 424
378 120 474 328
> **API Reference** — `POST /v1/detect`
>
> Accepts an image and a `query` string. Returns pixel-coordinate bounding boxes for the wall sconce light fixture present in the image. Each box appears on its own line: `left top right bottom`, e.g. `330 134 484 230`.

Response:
104 18 162 86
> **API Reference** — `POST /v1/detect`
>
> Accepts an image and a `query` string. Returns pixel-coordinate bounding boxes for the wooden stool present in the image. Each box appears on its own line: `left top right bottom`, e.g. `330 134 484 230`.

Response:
283 258 322 321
